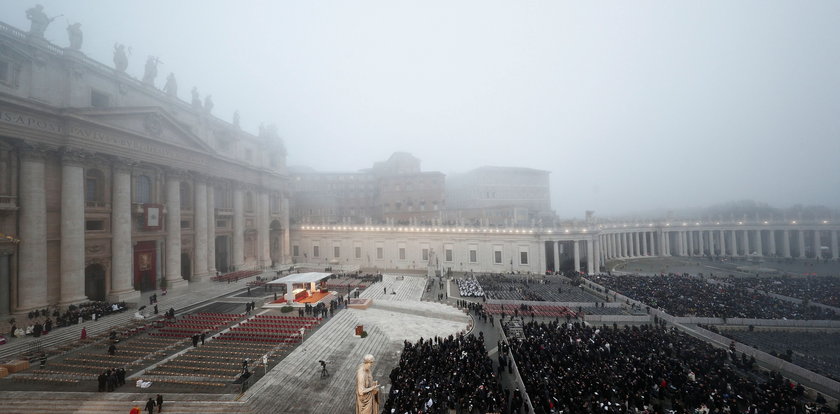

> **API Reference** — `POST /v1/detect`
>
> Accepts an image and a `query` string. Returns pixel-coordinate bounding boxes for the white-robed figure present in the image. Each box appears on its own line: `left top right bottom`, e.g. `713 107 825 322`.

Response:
355 354 379 414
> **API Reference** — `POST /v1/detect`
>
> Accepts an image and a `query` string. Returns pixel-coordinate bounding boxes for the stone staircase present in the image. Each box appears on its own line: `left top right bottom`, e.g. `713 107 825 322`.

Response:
244 309 392 413
0 392 249 414
360 274 427 302
0 277 261 362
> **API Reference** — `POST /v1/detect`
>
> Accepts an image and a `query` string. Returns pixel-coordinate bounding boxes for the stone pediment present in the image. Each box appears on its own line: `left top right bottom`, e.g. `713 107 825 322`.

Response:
68 107 215 154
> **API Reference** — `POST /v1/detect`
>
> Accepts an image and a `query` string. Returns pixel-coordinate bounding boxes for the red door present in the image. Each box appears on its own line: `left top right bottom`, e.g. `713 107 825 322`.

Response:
134 241 157 292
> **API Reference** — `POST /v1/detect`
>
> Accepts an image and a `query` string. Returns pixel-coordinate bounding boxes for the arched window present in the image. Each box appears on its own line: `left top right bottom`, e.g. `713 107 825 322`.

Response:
180 182 192 210
85 169 105 203
135 175 152 204
245 191 254 212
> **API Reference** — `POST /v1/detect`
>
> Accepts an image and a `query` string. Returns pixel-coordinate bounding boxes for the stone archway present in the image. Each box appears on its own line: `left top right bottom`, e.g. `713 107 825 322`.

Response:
270 220 283 266
84 263 107 301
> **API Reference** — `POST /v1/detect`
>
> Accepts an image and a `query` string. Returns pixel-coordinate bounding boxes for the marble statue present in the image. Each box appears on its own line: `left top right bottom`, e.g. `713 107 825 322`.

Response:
355 354 379 414
113 43 128 73
203 95 214 114
191 87 201 109
66 23 82 50
26 5 59 38
163 73 178 98
142 56 160 85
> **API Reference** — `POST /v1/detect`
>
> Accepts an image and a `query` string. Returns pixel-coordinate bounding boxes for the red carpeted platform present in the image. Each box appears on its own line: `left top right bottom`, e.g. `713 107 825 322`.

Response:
297 291 331 304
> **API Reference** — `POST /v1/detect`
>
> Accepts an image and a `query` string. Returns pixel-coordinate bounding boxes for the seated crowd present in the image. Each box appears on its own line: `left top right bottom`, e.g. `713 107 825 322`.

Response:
724 276 840 308
588 274 840 320
382 334 504 413
456 278 484 297
510 321 834 413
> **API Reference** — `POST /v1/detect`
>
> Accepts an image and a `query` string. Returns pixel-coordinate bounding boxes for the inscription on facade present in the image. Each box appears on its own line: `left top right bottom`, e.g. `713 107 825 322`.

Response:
0 110 63 134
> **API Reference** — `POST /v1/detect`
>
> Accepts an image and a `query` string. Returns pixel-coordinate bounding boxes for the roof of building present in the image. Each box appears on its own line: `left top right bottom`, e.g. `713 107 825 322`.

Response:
268 272 333 285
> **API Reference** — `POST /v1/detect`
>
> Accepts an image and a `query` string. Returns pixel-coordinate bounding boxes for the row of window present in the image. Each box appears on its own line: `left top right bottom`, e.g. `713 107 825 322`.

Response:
85 169 282 212
292 244 529 265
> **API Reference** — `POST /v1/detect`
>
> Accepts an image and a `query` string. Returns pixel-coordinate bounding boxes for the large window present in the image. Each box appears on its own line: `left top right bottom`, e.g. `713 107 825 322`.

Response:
334 246 340 258
520 251 529 265
445 249 453 262
494 250 503 264
245 191 254 212
469 249 477 263
293 245 299 257
376 247 383 260
355 246 361 259
422 248 429 261
135 175 152 204
399 248 406 260
313 245 320 258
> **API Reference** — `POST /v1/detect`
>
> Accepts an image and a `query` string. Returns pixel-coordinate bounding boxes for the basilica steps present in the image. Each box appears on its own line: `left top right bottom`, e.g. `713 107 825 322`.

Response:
0 392 249 414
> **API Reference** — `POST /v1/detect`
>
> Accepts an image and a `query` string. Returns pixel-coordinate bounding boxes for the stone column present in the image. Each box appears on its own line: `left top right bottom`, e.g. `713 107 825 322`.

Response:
754 230 763 256
741 230 750 255
206 185 217 275
538 240 547 273
797 230 805 258
59 151 87 305
685 230 694 256
109 162 138 301
767 230 777 256
586 239 594 274
631 232 638 257
620 233 626 258
573 240 580 273
831 231 838 260
640 231 647 256
697 230 704 256
813 230 821 259
259 192 270 267
552 240 560 271
608 234 615 259
729 230 737 256
165 174 187 289
594 238 601 271
718 230 725 256
782 230 791 258
193 180 209 280
232 188 244 269
16 147 48 312
0 249 12 315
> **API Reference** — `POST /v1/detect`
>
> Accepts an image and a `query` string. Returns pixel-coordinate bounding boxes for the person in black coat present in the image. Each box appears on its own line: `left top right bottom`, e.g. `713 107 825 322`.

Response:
145 397 156 414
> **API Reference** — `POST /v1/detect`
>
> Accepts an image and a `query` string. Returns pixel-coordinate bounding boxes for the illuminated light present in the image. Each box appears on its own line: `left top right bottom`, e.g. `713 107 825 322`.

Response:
695 222 700 225
547 230 553 233
649 223 653 227
716 222 720 225
791 221 796 225
682 223 687 226
738 222 743 225
763 221 768 225
665 223 670 226
564 229 569 233
823 220 829 224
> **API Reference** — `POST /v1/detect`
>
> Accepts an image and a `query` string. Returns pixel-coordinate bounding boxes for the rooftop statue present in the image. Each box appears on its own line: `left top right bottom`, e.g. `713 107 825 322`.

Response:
142 56 161 85
163 73 178 98
113 43 129 73
191 87 202 109
26 5 60 38
66 22 82 50
204 95 214 114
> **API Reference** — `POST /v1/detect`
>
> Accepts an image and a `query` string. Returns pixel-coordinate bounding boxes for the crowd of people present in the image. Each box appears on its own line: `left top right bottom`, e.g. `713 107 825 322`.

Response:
6 300 127 340
382 334 504 413
510 321 835 413
724 276 840 308
588 274 840 320
456 278 485 297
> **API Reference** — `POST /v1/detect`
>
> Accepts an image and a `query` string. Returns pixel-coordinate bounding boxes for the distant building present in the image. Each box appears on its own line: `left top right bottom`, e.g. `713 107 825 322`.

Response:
445 166 553 226
289 152 446 225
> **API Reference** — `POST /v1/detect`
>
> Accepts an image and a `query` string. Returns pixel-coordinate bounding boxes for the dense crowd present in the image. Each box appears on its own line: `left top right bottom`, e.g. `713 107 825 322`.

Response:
7 300 127 340
724 276 840 308
589 274 840 320
382 334 504 413
510 321 834 413
456 278 484 297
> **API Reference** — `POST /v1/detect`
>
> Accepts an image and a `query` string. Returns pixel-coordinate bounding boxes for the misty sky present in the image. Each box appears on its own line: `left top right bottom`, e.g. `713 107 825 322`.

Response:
5 1 840 218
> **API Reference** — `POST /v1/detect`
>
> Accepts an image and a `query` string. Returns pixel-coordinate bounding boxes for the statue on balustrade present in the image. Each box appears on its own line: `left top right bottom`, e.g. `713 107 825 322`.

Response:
355 354 380 414
113 43 129 73
26 5 59 38
191 87 202 109
163 73 178 98
66 22 82 50
142 56 161 85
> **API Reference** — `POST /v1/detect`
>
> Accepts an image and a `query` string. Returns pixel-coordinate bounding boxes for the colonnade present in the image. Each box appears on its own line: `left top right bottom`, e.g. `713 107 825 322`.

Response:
11 145 283 313
598 228 840 261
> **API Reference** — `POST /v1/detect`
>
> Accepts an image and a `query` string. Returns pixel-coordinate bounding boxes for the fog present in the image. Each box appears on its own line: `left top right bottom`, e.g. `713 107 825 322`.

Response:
6 1 840 218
